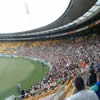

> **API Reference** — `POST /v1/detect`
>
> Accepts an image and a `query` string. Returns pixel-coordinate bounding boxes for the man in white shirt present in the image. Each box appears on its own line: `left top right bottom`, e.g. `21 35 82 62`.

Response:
17 83 21 93
66 77 99 100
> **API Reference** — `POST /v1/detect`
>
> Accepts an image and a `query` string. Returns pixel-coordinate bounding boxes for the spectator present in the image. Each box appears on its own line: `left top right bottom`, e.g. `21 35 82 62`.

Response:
17 83 21 93
20 88 25 99
88 69 96 86
91 68 100 100
66 77 99 100
89 63 95 71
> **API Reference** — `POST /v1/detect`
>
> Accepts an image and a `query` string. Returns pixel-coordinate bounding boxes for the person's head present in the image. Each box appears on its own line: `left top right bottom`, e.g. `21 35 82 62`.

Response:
91 63 94 67
89 69 95 74
75 76 85 91
96 68 100 81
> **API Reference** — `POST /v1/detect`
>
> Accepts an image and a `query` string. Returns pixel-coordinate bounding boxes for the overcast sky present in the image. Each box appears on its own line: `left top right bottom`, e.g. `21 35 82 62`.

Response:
0 0 70 33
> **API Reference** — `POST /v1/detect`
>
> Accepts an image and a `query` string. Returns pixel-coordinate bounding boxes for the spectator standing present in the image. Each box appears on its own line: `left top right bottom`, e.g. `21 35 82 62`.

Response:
20 88 25 99
88 69 96 86
17 83 21 93
91 68 100 100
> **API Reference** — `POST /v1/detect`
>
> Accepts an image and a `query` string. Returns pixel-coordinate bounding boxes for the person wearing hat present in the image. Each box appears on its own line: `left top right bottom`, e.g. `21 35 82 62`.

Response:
91 68 100 100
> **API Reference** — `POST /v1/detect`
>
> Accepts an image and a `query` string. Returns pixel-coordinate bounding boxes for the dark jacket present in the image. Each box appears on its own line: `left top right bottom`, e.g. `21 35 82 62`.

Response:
89 72 96 86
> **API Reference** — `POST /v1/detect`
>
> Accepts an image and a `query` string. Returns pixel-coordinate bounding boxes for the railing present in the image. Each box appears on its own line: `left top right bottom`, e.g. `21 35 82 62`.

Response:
49 79 69 100
50 76 76 100
66 86 76 98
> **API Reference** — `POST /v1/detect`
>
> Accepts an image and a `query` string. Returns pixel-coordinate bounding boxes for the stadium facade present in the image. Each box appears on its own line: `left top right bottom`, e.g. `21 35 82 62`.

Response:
0 0 99 40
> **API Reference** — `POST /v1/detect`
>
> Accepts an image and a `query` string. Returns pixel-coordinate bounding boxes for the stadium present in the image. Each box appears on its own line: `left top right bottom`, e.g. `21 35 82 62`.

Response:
0 0 100 100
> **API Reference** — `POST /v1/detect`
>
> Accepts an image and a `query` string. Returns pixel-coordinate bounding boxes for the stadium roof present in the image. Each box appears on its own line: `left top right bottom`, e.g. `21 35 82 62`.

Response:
0 0 98 37
0 0 70 34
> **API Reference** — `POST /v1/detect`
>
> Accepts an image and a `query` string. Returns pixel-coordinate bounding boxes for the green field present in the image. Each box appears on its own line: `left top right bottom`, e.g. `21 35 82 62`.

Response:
0 56 50 100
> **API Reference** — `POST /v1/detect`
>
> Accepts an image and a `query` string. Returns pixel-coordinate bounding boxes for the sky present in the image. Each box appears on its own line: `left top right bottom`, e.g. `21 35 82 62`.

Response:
0 0 70 34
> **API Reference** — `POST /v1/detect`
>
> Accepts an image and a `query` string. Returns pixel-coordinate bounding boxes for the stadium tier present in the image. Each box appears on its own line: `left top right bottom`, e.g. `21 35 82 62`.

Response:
0 33 100 100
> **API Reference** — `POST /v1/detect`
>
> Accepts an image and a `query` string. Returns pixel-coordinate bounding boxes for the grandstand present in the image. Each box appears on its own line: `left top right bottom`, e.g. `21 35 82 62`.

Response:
0 0 100 100
0 32 100 100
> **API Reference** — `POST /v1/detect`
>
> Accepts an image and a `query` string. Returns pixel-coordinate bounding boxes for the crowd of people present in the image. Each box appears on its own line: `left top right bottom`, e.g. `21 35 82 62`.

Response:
0 33 100 99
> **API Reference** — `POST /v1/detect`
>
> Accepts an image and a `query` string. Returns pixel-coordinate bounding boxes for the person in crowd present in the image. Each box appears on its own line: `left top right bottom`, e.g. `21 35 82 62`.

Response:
89 63 95 71
20 88 25 99
91 68 100 100
17 83 21 93
66 76 99 100
88 69 96 86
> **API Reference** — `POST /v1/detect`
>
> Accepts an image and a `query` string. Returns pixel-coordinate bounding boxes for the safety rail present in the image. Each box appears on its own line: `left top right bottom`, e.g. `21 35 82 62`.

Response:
64 76 76 95
66 86 76 98
49 79 69 100
50 76 76 100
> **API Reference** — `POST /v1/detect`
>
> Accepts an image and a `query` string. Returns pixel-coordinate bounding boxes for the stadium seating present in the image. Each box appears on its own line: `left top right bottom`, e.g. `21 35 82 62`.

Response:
0 33 99 100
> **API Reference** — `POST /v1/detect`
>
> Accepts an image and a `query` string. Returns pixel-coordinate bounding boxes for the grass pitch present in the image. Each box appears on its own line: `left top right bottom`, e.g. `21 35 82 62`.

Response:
0 56 50 100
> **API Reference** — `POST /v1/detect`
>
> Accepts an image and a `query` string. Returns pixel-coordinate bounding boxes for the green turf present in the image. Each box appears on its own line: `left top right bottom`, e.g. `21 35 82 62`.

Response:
0 56 50 100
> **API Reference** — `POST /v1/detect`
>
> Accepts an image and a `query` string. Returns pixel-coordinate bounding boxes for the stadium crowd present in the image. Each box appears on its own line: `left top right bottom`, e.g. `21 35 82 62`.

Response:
0 33 100 100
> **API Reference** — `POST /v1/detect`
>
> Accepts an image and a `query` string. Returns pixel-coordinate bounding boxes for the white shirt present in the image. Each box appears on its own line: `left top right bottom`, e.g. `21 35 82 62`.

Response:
17 83 21 89
66 90 99 100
